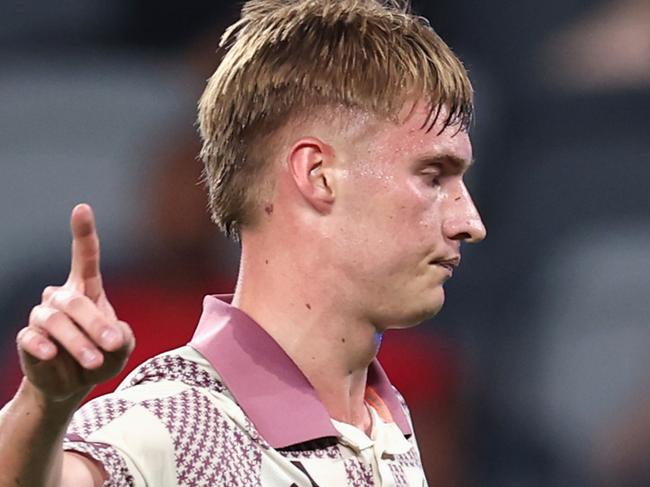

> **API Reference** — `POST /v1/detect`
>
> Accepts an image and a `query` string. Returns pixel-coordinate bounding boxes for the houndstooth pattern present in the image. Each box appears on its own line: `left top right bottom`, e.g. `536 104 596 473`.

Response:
344 457 375 486
61 346 426 486
241 417 271 450
388 462 409 487
121 354 225 393
141 388 263 486
393 448 421 469
62 440 135 487
67 397 133 439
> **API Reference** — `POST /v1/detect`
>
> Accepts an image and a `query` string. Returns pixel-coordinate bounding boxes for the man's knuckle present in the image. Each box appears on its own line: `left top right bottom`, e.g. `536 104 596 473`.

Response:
42 310 66 330
41 286 56 302
28 306 40 324
51 289 73 307
29 305 51 327
66 295 86 313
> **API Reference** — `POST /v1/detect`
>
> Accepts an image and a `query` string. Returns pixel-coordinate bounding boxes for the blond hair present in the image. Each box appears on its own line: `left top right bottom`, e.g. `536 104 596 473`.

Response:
198 0 473 239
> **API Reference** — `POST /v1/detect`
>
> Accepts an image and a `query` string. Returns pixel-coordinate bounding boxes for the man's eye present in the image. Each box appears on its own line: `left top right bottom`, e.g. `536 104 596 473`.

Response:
424 173 441 187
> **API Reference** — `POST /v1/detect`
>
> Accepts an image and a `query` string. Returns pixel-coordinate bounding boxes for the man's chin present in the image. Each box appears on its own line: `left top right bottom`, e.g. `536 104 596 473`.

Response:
416 298 445 323
418 286 446 320
385 289 445 329
424 285 446 313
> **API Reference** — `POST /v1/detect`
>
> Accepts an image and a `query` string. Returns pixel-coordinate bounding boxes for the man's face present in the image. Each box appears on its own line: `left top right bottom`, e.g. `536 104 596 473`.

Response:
328 101 486 329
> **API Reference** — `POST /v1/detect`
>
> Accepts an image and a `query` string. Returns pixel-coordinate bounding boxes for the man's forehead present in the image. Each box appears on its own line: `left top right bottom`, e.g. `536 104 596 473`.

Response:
380 101 474 167
315 100 472 167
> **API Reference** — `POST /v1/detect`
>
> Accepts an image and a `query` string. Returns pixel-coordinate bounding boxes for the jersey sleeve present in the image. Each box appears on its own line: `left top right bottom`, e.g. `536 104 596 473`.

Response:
62 390 178 487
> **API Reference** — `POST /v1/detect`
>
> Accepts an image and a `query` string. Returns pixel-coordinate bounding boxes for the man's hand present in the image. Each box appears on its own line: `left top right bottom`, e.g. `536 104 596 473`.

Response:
16 203 135 403
0 204 133 487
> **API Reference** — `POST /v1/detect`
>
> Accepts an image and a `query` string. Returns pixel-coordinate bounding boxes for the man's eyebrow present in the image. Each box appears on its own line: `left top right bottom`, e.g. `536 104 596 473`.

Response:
416 154 474 171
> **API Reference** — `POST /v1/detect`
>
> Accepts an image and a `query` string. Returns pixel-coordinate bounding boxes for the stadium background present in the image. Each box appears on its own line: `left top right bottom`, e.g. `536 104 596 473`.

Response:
1 0 649 485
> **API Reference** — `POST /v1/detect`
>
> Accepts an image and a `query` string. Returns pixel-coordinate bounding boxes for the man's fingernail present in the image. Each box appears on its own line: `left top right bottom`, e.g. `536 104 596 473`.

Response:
38 342 55 358
81 348 98 367
100 327 120 348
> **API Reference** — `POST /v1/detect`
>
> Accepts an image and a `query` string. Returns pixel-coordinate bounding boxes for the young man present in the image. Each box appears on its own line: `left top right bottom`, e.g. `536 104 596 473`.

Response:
0 0 486 485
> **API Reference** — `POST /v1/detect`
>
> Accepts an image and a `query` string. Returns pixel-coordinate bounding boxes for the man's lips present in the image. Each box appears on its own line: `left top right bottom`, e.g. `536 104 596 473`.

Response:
430 256 461 274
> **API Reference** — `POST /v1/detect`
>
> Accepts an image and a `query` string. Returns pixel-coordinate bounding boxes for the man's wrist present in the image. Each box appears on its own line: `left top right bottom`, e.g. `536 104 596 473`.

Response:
17 378 88 421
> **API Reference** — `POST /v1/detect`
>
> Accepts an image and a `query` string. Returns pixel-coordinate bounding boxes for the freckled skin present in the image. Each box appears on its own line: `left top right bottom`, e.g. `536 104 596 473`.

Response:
321 101 486 330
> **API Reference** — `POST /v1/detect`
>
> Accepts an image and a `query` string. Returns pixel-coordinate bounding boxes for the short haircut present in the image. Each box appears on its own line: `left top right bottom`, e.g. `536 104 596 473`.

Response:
198 0 473 240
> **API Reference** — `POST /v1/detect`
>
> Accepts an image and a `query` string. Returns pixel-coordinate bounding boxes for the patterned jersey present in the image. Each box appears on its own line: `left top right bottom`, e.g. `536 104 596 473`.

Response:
63 347 427 486
63 295 429 486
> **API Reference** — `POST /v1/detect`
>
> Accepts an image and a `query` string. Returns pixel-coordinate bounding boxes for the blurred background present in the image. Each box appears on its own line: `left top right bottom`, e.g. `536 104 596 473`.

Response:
1 0 649 485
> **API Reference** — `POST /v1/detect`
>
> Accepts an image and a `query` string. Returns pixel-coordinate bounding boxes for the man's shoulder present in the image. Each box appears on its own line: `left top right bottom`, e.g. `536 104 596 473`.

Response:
116 345 226 395
63 345 246 459
66 346 235 444
63 347 269 486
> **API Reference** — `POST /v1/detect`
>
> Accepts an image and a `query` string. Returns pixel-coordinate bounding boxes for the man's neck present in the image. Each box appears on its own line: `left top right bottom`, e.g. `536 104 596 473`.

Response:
232 248 379 433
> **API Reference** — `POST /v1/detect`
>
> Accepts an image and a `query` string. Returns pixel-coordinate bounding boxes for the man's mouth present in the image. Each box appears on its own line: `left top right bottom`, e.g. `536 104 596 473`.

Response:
430 256 461 275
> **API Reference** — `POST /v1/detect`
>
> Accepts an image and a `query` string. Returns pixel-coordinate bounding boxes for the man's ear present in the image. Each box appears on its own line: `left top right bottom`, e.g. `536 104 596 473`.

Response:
287 137 336 214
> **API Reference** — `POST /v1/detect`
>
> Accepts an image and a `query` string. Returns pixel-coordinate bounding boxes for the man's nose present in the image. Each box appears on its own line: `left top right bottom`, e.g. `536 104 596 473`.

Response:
442 184 487 243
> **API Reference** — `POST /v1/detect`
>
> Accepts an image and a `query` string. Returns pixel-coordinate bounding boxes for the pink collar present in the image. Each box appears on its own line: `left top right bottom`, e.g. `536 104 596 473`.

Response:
190 295 412 448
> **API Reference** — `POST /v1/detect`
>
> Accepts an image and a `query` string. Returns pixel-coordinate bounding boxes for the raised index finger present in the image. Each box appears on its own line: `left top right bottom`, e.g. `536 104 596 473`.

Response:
68 203 103 301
